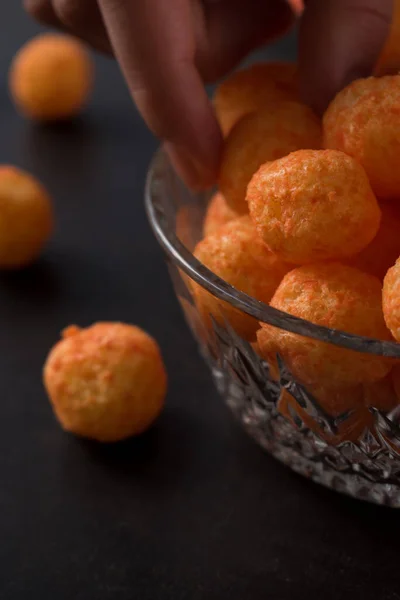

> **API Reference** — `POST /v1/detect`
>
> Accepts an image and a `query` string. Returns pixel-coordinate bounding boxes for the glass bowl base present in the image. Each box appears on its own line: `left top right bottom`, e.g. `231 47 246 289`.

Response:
211 366 400 508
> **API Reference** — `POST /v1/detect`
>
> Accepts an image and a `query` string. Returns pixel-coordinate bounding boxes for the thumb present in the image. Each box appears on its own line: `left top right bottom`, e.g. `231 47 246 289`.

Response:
299 0 393 114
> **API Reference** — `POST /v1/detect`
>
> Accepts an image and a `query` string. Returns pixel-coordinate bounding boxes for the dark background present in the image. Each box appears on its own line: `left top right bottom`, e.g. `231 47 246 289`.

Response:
1 5 400 599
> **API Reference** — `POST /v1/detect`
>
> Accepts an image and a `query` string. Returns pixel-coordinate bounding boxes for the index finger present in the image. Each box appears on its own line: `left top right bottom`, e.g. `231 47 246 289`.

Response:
97 0 222 189
299 0 393 114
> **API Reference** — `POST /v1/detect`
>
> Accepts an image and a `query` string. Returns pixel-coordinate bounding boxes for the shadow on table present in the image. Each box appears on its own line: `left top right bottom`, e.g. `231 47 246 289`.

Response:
0 255 63 306
73 409 198 488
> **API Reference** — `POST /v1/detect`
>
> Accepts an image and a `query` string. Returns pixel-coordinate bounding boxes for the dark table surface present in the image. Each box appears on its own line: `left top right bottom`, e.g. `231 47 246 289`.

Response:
2 5 400 600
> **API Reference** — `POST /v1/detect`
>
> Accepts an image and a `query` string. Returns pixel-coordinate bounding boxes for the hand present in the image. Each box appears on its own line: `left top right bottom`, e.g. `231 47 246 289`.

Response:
25 0 393 189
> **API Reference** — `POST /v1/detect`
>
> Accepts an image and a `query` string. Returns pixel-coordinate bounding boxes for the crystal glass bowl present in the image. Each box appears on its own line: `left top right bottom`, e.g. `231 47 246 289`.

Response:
145 149 400 507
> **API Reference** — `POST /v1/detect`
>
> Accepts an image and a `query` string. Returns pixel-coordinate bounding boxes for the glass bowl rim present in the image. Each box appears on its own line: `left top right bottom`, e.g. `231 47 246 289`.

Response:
145 148 400 359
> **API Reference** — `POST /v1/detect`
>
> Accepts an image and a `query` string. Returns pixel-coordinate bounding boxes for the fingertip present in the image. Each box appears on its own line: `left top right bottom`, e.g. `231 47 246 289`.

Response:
98 0 223 190
164 128 223 191
299 0 393 115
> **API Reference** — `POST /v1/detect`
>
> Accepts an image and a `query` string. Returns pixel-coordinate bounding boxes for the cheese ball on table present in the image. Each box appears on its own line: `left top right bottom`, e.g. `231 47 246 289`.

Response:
214 62 298 136
193 216 291 340
247 149 380 264
383 258 400 341
10 33 93 121
0 166 53 268
278 387 372 445
220 102 321 214
203 192 238 237
257 263 391 387
347 200 400 281
323 75 400 199
43 323 167 442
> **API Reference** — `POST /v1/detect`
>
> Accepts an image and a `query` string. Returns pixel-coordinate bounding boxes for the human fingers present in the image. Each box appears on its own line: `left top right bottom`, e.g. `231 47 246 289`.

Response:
299 0 393 114
195 0 295 81
24 0 111 53
97 0 222 189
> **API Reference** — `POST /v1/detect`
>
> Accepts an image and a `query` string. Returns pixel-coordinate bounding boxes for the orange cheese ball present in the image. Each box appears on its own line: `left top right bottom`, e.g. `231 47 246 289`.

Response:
257 263 391 387
347 200 400 281
364 371 399 413
278 388 372 445
193 216 291 340
247 149 380 264
10 33 93 121
203 192 238 237
323 75 400 199
43 323 167 442
220 102 322 214
214 62 298 136
375 0 400 75
0 165 53 268
383 257 400 341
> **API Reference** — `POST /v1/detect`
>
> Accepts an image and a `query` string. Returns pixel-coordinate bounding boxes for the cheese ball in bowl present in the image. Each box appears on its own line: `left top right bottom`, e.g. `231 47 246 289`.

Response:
323 75 400 199
347 200 400 281
383 258 400 341
203 192 238 237
193 216 291 340
146 145 400 505
219 101 321 214
0 165 53 268
247 149 381 264
214 62 298 136
43 323 167 442
257 263 392 387
10 33 93 121
278 387 372 445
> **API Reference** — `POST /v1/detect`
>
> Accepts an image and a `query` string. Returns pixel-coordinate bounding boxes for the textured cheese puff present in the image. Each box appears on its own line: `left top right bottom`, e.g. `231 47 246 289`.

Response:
375 0 400 75
43 323 167 442
10 34 93 121
247 149 380 264
323 75 400 199
257 263 392 386
278 388 372 445
383 257 400 341
203 192 238 237
0 166 53 268
364 371 399 413
214 62 298 136
347 200 400 281
220 102 322 214
193 216 292 340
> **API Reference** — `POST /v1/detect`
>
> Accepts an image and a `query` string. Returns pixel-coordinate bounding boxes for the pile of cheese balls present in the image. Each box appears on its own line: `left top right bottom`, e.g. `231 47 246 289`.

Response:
195 54 400 445
3 33 167 443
